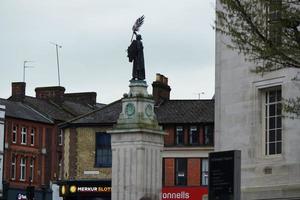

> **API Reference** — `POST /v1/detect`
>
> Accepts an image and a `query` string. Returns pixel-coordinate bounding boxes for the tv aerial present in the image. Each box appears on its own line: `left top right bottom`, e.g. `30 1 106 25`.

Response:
50 42 62 86
23 61 34 82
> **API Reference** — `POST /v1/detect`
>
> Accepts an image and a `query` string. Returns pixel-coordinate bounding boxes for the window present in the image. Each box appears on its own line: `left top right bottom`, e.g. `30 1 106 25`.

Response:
29 158 34 182
20 157 26 181
21 127 27 145
175 126 184 145
12 125 17 143
264 87 282 155
30 128 35 146
267 0 282 45
95 132 112 167
175 158 187 186
201 159 208 186
11 155 16 180
58 130 63 146
204 125 214 145
189 126 199 145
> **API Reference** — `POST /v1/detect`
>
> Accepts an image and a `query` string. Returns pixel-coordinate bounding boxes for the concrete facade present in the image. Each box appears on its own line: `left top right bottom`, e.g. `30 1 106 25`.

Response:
0 105 5 198
110 130 164 200
215 1 300 199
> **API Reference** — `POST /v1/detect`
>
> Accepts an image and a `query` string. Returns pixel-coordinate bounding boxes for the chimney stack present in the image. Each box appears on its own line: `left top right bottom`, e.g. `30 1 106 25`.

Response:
64 92 97 106
11 82 26 101
152 73 171 105
35 86 65 103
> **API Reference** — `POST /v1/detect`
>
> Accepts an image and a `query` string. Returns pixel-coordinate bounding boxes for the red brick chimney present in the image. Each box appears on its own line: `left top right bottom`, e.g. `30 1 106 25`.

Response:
35 86 65 103
11 82 26 101
152 73 171 105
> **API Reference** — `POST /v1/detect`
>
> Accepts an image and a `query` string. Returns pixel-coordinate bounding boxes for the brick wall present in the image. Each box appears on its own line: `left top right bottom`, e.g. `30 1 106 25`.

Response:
3 117 53 189
63 128 70 179
163 126 174 146
163 124 214 146
76 127 112 180
63 126 113 180
164 158 174 186
69 127 78 178
188 159 200 186
163 158 206 187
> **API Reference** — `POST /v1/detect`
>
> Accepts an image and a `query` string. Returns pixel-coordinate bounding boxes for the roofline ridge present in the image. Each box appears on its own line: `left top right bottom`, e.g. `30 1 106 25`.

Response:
21 103 54 124
58 98 121 127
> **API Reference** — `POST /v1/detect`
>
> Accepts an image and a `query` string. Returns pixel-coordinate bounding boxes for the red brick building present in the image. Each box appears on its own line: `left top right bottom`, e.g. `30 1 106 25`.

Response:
153 74 213 199
1 82 102 200
0 98 54 200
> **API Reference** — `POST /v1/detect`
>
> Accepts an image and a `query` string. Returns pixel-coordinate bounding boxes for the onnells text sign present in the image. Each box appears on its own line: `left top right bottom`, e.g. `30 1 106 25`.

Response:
161 187 208 200
208 150 241 200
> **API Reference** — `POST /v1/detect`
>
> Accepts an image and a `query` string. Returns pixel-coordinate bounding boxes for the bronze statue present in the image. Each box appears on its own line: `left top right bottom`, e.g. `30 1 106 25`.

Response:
127 16 145 80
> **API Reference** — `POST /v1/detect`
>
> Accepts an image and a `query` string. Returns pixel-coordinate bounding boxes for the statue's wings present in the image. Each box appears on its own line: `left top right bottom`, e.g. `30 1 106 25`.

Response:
132 15 145 33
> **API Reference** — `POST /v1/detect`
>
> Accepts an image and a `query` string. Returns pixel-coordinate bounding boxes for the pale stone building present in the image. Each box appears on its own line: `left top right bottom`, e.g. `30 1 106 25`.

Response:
215 1 300 199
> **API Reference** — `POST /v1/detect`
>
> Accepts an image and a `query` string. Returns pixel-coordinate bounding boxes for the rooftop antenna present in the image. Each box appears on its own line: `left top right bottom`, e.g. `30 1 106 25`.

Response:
50 42 62 86
23 61 34 82
196 92 205 99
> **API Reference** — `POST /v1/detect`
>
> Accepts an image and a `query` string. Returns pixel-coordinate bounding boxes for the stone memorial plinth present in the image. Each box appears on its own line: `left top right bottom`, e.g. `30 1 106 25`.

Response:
109 80 165 200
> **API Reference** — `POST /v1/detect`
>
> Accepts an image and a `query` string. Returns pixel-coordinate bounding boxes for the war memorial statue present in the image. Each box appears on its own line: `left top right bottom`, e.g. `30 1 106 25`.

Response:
110 15 164 200
127 15 145 80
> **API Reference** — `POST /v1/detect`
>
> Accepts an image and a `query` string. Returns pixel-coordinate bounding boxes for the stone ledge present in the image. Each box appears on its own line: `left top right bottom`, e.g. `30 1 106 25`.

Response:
108 128 166 135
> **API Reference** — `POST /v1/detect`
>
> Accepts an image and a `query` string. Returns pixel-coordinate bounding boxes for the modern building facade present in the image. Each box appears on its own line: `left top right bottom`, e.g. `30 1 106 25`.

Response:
215 1 300 199
59 74 214 200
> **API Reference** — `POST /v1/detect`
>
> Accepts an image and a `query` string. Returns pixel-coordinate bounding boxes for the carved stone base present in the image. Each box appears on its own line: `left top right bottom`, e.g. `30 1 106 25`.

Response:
109 80 165 200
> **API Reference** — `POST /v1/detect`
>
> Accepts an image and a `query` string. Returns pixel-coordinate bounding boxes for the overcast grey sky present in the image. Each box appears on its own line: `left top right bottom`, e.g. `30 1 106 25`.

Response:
0 0 215 104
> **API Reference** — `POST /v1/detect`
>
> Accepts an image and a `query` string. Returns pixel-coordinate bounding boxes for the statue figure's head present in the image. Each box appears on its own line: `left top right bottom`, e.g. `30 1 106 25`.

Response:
136 34 142 40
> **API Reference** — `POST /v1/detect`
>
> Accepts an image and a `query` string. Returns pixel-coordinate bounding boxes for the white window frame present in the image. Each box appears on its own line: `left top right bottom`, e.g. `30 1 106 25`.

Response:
11 155 16 180
20 157 26 181
30 128 35 146
262 87 282 156
21 127 27 145
12 125 17 143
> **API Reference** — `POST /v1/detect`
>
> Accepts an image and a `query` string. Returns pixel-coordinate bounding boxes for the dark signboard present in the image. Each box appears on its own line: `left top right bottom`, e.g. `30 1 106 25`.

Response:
208 150 241 200
59 180 111 199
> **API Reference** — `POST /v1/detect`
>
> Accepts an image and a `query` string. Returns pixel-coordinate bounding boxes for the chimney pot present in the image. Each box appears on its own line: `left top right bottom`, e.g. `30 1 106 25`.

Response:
152 74 171 105
162 76 168 85
156 73 161 82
